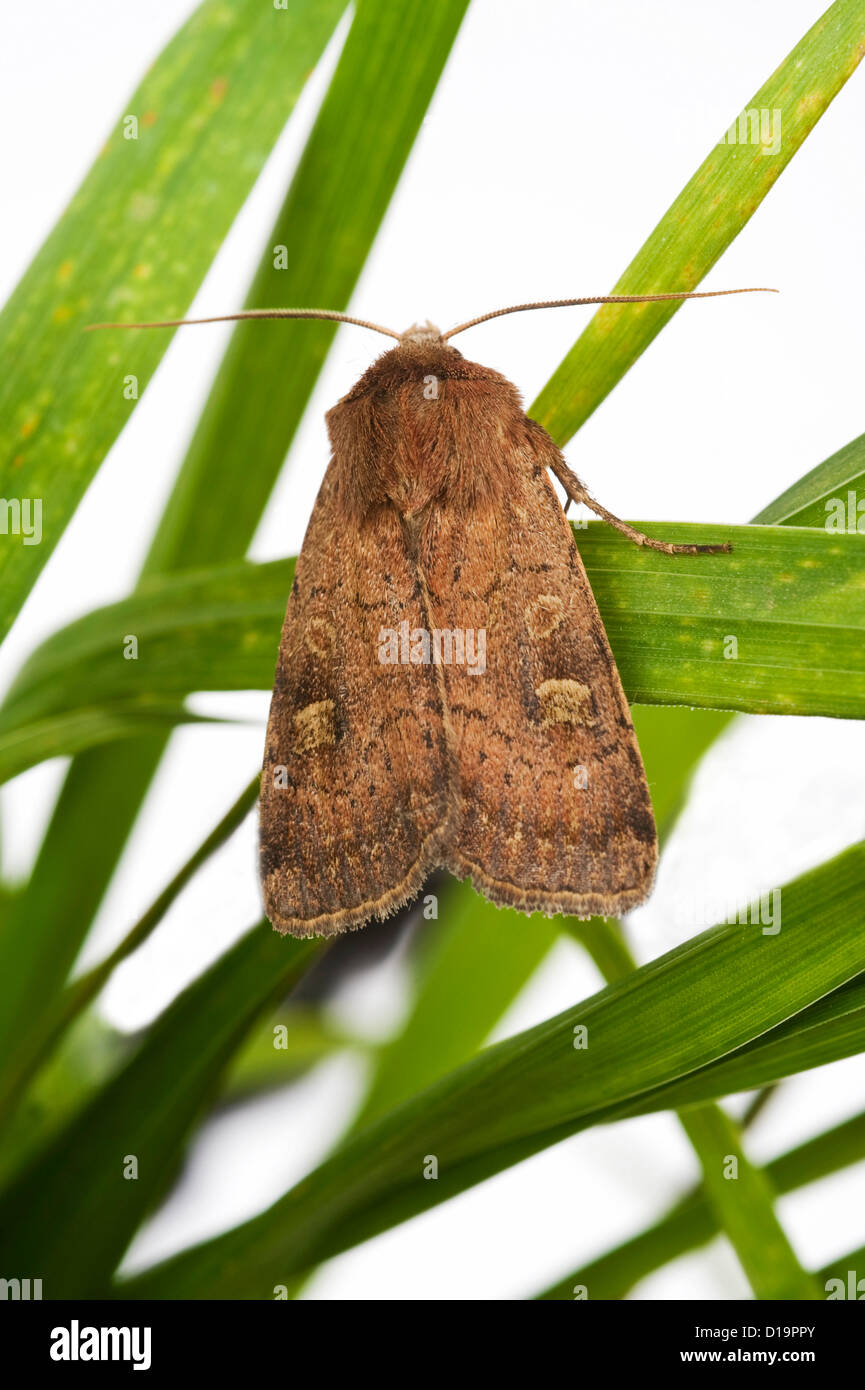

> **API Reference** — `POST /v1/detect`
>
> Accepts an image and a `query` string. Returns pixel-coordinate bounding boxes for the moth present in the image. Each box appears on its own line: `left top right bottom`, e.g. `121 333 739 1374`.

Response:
91 287 773 937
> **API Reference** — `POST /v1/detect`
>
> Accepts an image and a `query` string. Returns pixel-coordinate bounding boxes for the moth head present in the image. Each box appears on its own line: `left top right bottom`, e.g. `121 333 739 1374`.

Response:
398 321 446 347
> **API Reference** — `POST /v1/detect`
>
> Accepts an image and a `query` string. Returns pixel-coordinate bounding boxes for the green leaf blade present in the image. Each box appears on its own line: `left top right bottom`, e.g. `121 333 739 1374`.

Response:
531 0 865 444
677 1106 819 1301
0 0 346 644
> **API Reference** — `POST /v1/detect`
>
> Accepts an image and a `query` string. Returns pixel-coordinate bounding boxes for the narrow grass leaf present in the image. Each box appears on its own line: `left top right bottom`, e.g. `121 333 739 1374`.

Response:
677 1106 819 1300
754 430 865 527
531 0 865 443
0 0 345 645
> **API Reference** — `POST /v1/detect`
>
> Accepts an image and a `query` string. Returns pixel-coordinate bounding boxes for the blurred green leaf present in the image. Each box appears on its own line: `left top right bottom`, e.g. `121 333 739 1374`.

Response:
0 920 318 1297
0 1012 129 1188
0 0 346 646
222 1007 364 1106
355 887 559 1128
537 1106 865 1299
0 703 219 785
0 774 260 1124
531 0 865 443
819 1242 865 1295
632 705 733 836
119 840 865 1297
677 1106 818 1300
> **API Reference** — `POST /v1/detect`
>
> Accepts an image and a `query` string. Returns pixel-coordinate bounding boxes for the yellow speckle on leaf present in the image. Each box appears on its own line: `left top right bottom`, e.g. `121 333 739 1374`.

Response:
796 93 822 121
52 304 74 324
210 77 228 103
57 260 74 284
19 415 39 439
141 109 158 127
128 193 159 222
133 263 152 281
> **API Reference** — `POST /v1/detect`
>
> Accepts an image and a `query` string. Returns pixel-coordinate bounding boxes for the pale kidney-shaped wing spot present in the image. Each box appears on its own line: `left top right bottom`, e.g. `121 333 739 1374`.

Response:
535 678 595 728
293 699 336 753
525 593 564 639
304 616 338 658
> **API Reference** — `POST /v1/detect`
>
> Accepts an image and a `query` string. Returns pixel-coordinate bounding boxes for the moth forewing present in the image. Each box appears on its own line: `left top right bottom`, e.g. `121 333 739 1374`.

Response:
417 395 657 918
258 462 457 937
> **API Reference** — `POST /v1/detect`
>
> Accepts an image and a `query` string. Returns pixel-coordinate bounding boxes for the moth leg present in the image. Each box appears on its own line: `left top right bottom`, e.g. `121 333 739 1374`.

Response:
547 453 731 556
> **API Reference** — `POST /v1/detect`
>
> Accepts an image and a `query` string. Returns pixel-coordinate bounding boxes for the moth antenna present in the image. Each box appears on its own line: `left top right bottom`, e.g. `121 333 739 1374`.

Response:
84 308 401 340
442 287 779 339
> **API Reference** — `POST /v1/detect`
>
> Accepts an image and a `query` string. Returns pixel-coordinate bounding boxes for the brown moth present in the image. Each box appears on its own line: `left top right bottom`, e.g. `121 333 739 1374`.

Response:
89 288 774 937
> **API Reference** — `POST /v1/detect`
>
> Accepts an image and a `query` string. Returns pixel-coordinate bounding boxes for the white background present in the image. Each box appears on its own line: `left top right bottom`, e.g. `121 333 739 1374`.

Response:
1 0 864 1300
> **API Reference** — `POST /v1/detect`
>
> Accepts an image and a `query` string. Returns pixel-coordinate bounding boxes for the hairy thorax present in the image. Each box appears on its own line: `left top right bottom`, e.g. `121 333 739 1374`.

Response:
325 340 529 522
